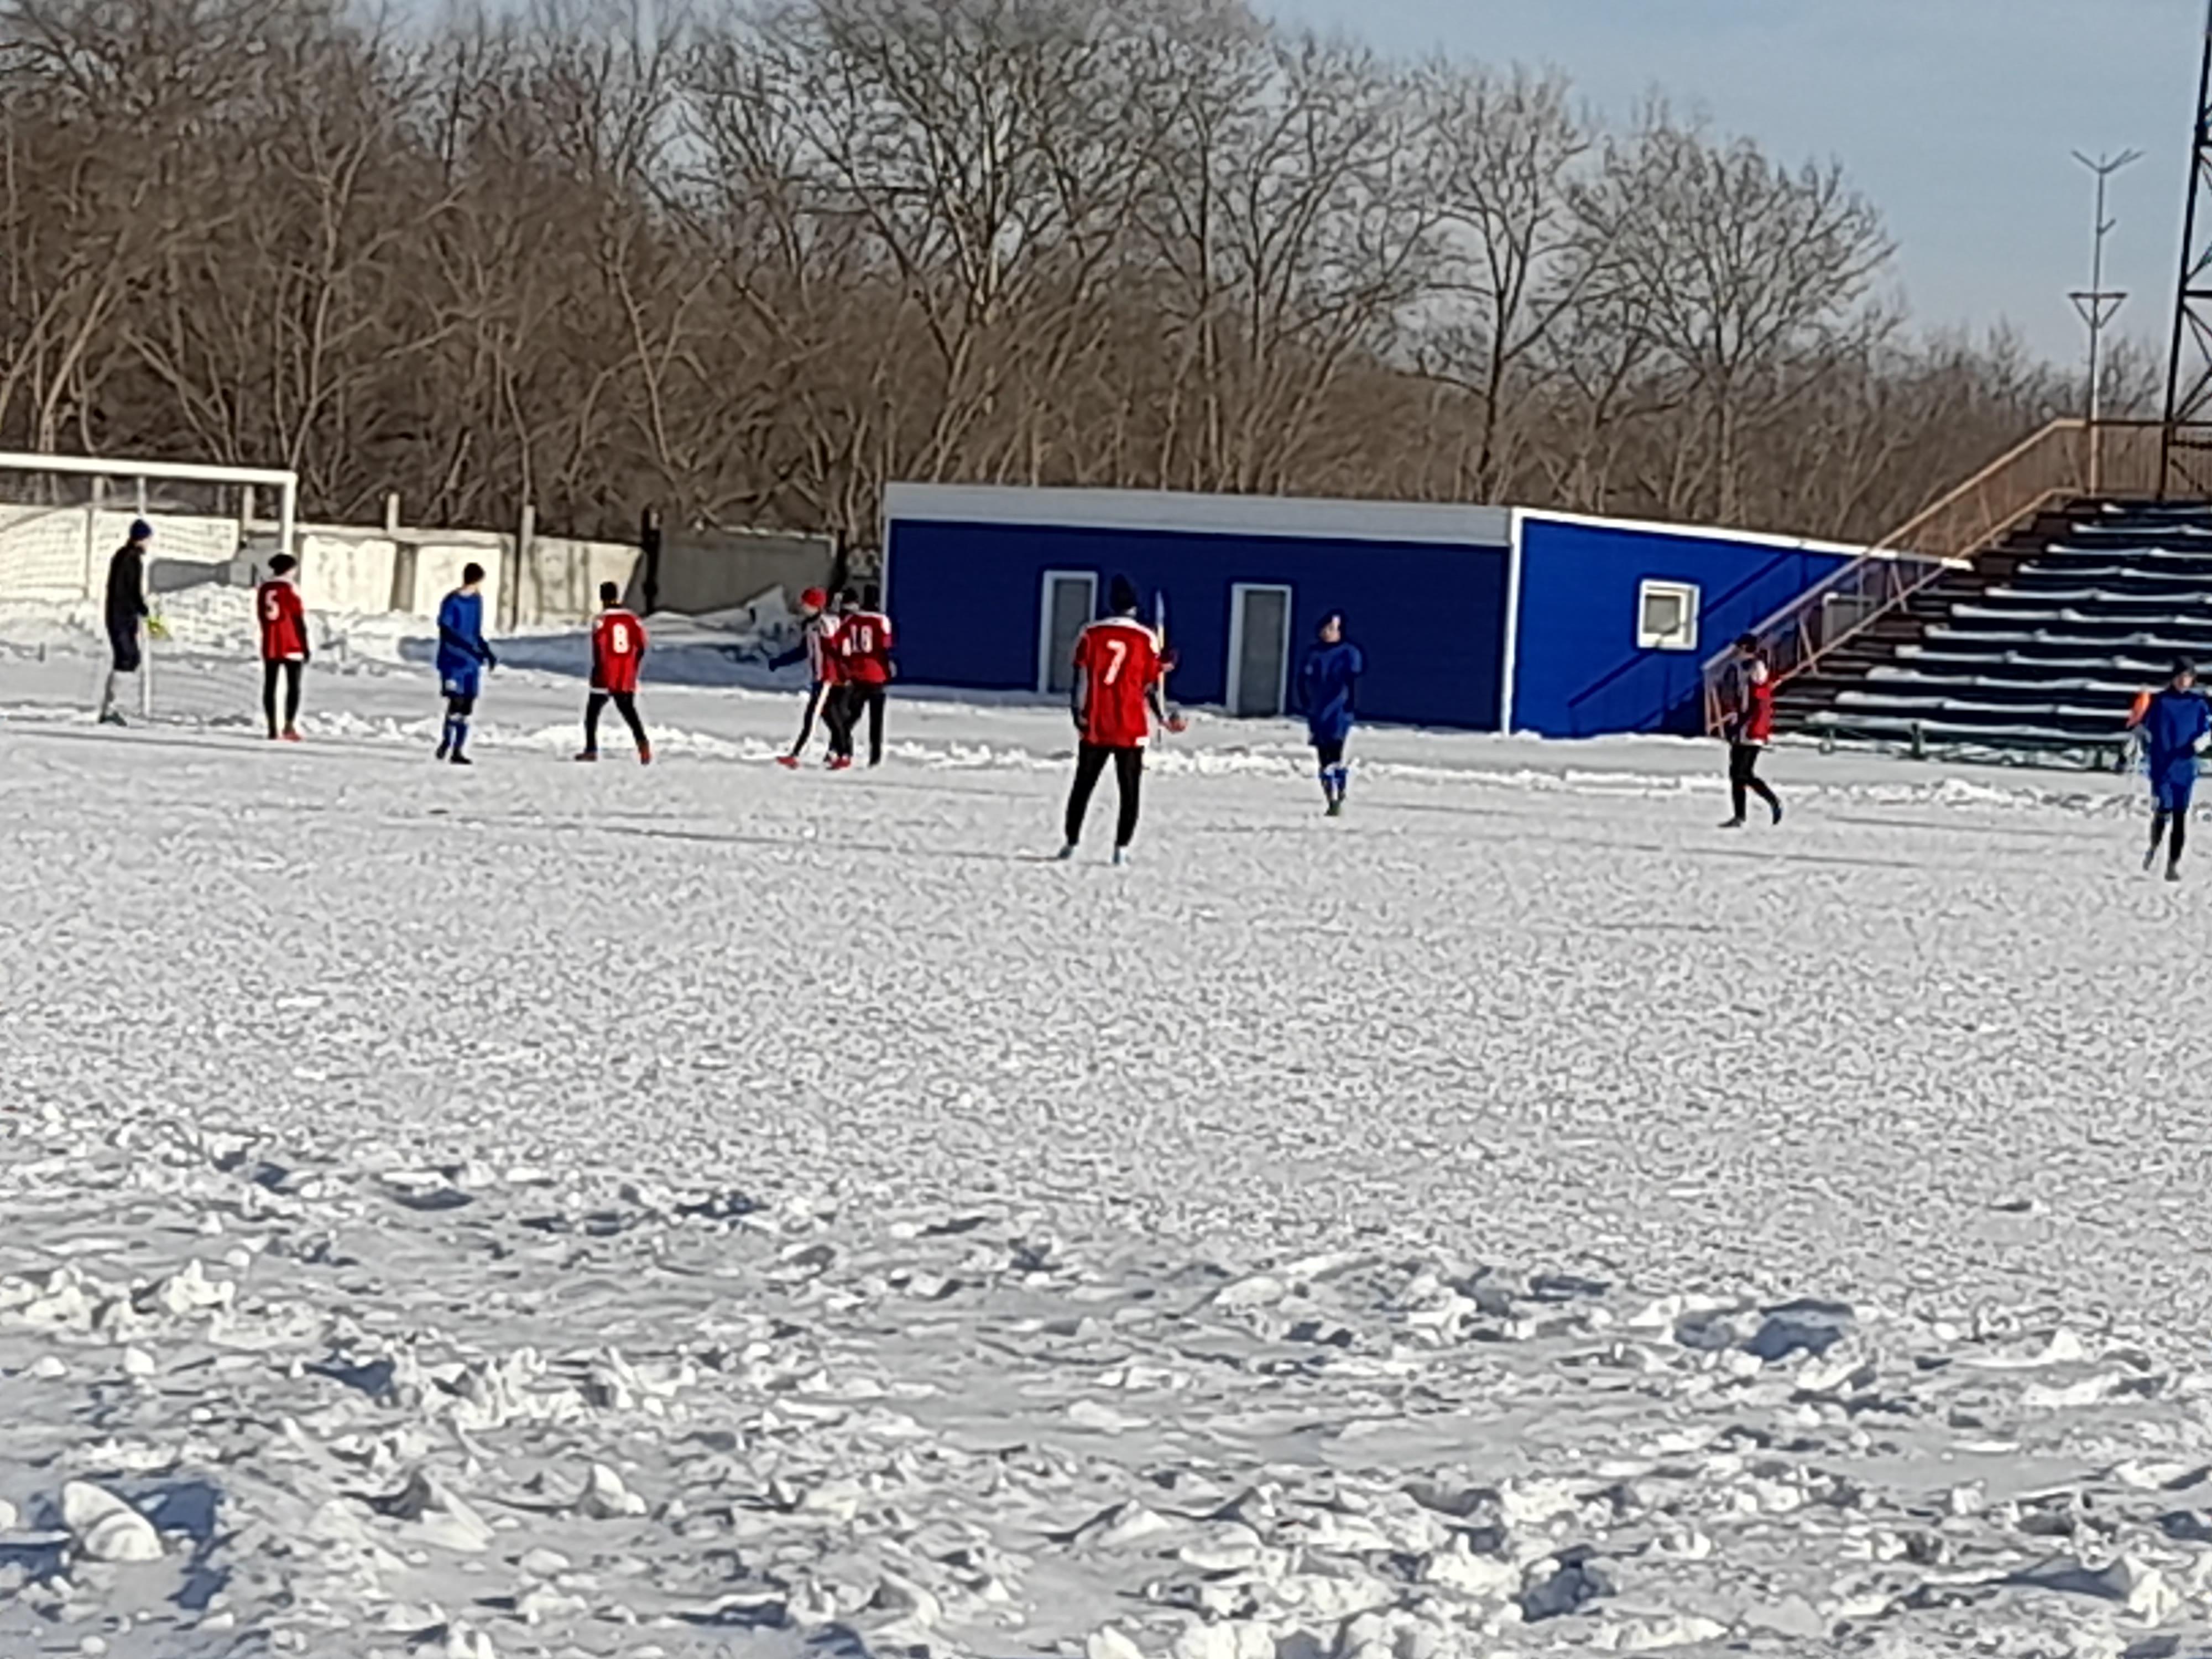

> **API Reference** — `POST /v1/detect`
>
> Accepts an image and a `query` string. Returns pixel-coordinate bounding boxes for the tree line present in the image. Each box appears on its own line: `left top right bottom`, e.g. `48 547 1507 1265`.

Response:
0 0 2143 548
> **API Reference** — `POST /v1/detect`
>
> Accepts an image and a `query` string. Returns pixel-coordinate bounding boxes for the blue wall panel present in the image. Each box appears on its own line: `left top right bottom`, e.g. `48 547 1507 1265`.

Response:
1511 519 1855 738
889 520 1510 729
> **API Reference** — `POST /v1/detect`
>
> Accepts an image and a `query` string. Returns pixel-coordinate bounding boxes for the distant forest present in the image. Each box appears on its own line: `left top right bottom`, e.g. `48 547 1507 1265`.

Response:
0 0 2157 545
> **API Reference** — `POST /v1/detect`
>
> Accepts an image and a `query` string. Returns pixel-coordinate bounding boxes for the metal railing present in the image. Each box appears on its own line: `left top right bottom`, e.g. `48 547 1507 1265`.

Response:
1700 419 2172 734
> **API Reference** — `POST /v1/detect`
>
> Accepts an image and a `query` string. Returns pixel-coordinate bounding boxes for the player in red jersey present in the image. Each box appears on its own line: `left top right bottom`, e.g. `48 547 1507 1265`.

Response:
834 583 896 766
255 552 310 741
1720 633 1782 828
1057 576 1178 865
821 589 863 770
576 582 653 763
771 587 842 769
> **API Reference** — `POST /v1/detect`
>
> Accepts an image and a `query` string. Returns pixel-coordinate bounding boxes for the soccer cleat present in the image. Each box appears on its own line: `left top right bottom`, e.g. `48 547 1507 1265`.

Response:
2146 844 2162 873
1111 846 1129 867
434 739 450 760
776 754 801 769
827 755 853 771
1719 817 1746 830
98 711 127 728
450 752 472 766
1326 799 1344 817
574 749 599 763
1055 844 1078 861
638 741 653 766
1770 801 1784 827
281 728 301 743
2169 863 2184 884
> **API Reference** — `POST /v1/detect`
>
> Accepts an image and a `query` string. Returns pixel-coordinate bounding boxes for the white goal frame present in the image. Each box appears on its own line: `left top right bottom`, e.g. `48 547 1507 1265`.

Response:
0 450 298 561
0 451 300 722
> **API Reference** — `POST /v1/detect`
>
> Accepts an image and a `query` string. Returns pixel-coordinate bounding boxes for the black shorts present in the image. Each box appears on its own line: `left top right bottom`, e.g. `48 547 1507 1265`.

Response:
107 621 141 674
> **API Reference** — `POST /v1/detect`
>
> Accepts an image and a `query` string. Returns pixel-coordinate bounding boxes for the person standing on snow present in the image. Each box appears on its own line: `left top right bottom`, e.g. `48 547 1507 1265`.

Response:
1720 633 1783 830
2128 658 2210 881
771 586 842 769
98 519 154 727
1295 612 1363 816
434 562 498 765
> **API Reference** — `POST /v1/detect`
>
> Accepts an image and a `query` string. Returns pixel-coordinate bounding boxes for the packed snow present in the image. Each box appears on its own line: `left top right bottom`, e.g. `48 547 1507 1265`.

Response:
4 626 2212 1659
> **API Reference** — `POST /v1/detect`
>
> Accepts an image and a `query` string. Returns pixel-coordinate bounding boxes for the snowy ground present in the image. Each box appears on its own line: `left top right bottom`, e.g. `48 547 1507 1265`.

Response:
6 638 2212 1659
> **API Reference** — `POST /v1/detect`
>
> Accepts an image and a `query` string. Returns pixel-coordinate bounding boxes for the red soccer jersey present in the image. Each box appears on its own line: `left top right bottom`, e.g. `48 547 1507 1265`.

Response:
1073 617 1162 748
838 610 895 686
1738 661 1775 745
257 580 307 661
591 609 648 693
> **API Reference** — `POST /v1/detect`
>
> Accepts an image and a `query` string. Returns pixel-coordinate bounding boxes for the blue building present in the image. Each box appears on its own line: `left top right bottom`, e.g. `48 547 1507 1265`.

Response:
882 483 1902 737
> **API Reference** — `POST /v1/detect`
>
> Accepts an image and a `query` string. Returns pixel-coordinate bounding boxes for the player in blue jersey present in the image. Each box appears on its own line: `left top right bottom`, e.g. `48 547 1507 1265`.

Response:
434 563 498 765
1295 613 1364 816
2127 658 2210 881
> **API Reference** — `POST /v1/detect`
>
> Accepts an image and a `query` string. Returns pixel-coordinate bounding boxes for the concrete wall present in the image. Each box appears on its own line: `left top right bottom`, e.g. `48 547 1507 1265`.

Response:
0 505 241 600
650 528 837 617
2 498 820 632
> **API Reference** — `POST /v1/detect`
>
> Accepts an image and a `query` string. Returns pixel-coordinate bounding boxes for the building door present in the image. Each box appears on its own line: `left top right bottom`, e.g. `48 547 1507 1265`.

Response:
1228 584 1292 717
1039 570 1098 695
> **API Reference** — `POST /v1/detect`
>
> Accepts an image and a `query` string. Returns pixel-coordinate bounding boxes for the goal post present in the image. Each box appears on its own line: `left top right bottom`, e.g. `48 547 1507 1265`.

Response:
0 451 300 726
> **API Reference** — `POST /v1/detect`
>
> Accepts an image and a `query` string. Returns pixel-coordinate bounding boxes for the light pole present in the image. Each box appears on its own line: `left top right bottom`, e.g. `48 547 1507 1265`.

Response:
2072 147 2143 493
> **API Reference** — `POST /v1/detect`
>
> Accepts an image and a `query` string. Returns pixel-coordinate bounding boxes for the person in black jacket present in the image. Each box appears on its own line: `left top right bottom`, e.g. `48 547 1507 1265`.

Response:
98 519 153 726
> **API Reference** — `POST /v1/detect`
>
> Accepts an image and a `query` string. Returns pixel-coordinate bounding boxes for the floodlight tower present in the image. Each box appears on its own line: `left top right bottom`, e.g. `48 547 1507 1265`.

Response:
2073 148 2141 493
2161 0 2212 497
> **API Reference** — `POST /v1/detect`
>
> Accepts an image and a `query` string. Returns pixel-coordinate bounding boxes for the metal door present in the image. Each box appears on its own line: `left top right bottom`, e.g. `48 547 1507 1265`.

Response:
1040 571 1097 695
1228 584 1292 717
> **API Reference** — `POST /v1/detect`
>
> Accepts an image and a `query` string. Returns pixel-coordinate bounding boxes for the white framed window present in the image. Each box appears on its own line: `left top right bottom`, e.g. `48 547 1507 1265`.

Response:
1227 583 1294 717
1038 570 1098 695
1636 579 1700 652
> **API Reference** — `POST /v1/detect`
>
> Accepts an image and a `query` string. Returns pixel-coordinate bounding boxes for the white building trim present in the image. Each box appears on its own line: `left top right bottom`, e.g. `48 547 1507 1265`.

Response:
881 481 1512 551
1514 505 1962 567
1499 508 1525 735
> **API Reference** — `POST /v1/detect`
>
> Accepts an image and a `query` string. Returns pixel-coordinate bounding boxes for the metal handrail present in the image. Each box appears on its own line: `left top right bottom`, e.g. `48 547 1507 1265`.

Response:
1701 419 2172 734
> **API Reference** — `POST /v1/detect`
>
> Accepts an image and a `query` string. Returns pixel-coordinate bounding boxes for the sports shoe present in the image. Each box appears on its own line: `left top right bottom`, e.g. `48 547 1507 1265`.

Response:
574 749 599 763
776 754 801 769
637 741 653 766
2168 863 2183 884
450 753 473 766
1111 846 1129 867
1055 844 1078 862
1326 799 1344 817
434 740 450 761
1719 817 1746 830
280 728 301 743
98 711 126 728
1770 801 1784 827
827 755 853 771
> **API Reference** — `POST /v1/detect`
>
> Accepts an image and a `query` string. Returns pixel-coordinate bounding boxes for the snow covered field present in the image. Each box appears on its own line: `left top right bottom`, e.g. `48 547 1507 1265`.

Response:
6 641 2212 1658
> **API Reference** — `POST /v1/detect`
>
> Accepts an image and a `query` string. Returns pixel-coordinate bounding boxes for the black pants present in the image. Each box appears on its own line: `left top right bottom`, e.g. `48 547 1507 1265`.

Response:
262 659 302 733
1729 743 1780 821
585 690 647 750
2152 799 2191 865
107 619 142 674
1066 743 1145 848
790 682 830 758
841 685 887 765
823 684 857 760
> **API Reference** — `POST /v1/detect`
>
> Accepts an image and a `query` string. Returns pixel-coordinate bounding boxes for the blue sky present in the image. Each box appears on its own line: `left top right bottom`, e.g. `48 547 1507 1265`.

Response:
1257 0 2205 366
